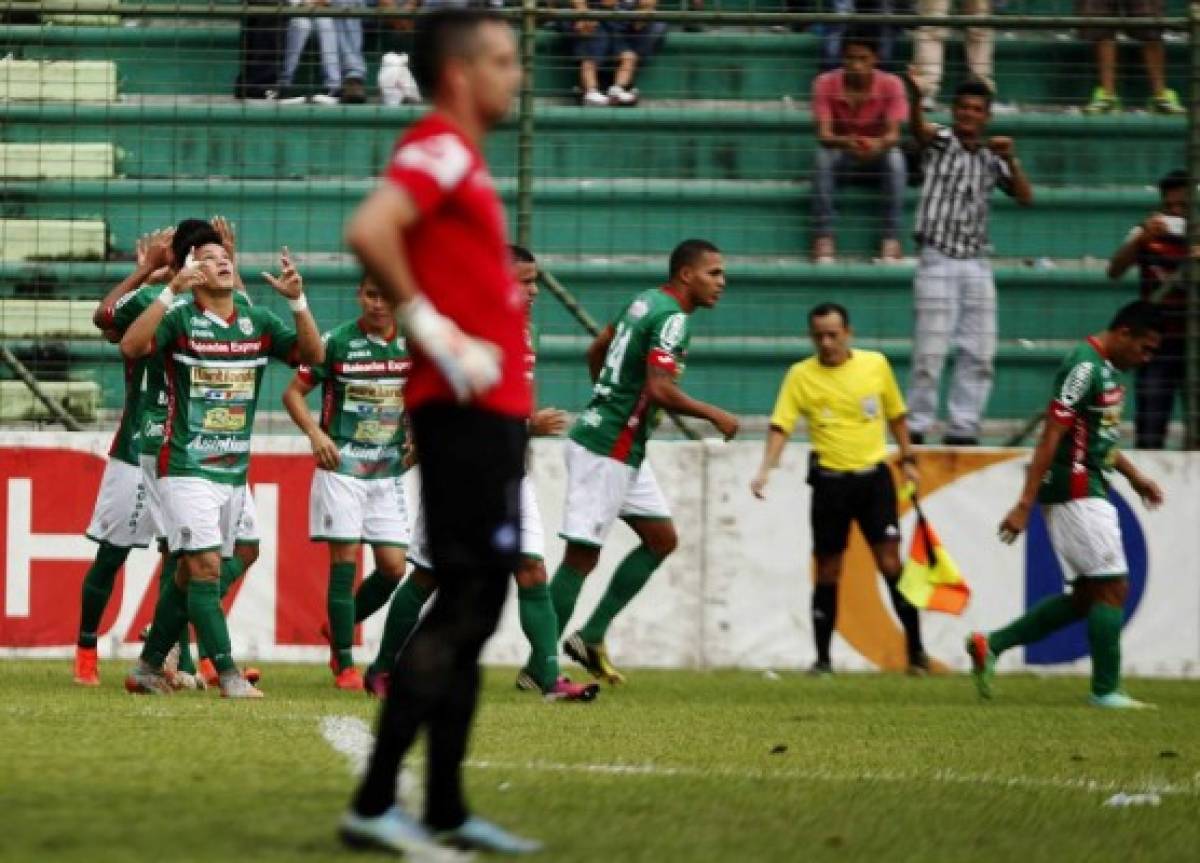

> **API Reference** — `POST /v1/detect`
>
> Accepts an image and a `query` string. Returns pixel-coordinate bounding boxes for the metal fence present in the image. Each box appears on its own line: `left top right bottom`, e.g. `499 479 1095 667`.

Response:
0 1 1196 447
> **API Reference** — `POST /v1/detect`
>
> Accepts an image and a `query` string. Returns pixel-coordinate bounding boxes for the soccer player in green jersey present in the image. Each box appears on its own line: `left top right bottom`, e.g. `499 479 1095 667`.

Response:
135 218 265 689
120 239 323 697
967 300 1165 709
73 228 176 686
550 239 740 685
282 277 413 692
363 246 599 703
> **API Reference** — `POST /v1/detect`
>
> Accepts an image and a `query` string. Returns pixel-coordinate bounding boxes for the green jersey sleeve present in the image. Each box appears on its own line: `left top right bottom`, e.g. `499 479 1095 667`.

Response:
261 308 299 365
647 310 690 375
108 286 155 333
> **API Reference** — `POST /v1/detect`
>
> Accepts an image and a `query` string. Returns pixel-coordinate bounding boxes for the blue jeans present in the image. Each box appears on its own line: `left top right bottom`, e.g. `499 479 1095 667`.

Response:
331 0 366 81
281 16 340 89
820 0 897 69
811 145 907 239
1135 339 1184 449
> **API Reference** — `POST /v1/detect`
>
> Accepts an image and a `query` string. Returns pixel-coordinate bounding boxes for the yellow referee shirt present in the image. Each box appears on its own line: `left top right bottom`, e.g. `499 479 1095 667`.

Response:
769 350 906 471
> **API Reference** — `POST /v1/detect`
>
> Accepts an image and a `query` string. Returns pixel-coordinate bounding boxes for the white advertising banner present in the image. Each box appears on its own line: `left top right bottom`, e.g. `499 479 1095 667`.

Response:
2 433 1197 677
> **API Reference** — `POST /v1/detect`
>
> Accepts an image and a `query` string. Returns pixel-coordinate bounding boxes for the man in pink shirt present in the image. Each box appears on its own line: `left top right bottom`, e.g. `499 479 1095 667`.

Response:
811 29 909 264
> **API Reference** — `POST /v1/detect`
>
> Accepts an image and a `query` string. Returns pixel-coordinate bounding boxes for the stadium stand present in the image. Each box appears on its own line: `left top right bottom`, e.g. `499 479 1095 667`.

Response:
0 4 1188 436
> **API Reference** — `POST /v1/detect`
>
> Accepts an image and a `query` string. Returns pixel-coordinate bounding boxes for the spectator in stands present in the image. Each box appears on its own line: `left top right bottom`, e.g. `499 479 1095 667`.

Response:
572 0 667 106
1078 1 1183 115
1106 170 1191 448
818 1 899 72
278 0 368 104
912 1 994 111
278 0 341 103
811 29 909 264
903 76 1033 445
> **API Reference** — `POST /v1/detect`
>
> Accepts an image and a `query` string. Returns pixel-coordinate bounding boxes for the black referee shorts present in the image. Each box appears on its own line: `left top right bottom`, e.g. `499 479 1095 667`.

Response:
809 461 900 557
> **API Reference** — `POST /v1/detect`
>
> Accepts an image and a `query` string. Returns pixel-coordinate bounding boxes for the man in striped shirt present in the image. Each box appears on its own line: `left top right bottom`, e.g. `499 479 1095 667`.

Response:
903 76 1032 446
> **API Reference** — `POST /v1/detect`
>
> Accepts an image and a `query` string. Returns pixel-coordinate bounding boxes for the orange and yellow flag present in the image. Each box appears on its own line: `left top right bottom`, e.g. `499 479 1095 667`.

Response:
898 511 970 615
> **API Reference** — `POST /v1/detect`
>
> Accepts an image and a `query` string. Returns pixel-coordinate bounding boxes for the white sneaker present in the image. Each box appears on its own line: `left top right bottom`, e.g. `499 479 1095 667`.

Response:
607 85 638 106
582 88 609 107
169 670 206 692
311 91 340 106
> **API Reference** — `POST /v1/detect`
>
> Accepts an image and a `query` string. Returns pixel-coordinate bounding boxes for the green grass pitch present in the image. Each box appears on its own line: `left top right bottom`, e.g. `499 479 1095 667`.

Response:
3 661 1199 862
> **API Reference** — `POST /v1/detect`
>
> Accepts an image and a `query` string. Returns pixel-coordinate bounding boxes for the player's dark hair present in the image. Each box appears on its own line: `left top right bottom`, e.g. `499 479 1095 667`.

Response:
1159 169 1189 196
842 27 879 56
1109 300 1163 336
668 239 720 279
509 244 536 265
172 218 222 267
808 302 850 328
953 77 994 108
412 7 506 96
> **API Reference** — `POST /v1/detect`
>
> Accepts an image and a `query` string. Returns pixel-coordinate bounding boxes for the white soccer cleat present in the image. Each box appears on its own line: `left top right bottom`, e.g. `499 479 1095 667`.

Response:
124 662 173 695
219 672 264 699
340 806 470 860
1089 691 1155 710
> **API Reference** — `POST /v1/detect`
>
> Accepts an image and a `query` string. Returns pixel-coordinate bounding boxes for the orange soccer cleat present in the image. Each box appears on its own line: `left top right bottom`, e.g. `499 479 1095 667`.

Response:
198 657 220 688
73 646 100 686
334 667 364 691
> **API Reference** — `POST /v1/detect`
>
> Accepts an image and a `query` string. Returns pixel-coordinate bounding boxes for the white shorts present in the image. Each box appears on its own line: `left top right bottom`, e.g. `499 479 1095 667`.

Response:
142 455 259 548
408 474 544 569
85 459 157 549
159 476 250 557
1044 497 1128 579
559 439 671 548
309 469 411 547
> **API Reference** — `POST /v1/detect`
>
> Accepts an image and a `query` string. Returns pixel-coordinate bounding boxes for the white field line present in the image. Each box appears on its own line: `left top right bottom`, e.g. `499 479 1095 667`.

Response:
319 715 1200 799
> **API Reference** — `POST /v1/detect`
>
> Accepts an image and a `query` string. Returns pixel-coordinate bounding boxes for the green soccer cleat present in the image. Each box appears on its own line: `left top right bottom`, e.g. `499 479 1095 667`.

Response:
564 632 626 686
1089 691 1155 710
1083 86 1121 115
965 632 995 700
1150 88 1184 115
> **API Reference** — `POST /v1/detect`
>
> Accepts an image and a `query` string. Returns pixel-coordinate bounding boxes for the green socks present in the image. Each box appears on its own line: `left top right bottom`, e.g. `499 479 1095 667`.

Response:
549 563 586 639
988 594 1081 656
579 545 663 645
188 579 235 675
140 556 188 669
1087 603 1123 697
355 570 399 624
328 561 357 671
518 583 561 690
369 575 433 675
175 631 196 675
77 542 130 649
220 555 247 597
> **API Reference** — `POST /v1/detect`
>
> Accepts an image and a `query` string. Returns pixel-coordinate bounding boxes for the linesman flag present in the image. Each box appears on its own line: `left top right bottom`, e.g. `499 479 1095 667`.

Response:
898 493 970 615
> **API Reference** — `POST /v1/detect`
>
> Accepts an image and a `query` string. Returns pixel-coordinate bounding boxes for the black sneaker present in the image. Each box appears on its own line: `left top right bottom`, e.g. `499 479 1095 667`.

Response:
943 435 979 446
907 651 931 677
808 660 833 677
340 77 367 105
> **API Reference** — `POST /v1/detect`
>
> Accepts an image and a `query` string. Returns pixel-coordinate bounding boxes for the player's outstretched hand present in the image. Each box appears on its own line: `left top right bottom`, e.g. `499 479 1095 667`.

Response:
998 502 1031 545
308 429 340 471
750 470 769 500
138 228 175 284
531 407 569 437
988 136 1015 158
1129 473 1164 510
262 247 304 299
212 215 237 261
711 408 739 441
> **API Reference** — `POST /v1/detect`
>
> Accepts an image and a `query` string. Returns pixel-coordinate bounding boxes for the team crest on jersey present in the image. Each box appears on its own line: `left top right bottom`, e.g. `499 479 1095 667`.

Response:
349 338 368 348
237 317 254 336
628 300 649 320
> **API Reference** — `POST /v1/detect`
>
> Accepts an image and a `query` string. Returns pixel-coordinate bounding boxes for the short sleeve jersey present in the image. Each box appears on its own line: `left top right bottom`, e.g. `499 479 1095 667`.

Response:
569 287 691 467
1040 337 1126 504
154 300 298 485
384 113 531 419
1130 222 1188 341
98 284 158 466
769 350 906 472
138 292 253 461
297 319 411 479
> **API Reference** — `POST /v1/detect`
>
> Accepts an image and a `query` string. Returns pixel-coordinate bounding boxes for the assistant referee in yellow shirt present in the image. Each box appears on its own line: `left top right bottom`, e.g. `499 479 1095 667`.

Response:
751 302 927 675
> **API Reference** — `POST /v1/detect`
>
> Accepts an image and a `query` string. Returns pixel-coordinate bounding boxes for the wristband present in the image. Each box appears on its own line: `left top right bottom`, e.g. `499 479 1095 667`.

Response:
157 287 176 307
288 294 309 313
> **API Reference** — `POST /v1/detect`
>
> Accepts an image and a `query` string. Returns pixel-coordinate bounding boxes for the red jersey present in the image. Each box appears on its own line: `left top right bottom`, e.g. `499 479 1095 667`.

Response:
384 113 532 418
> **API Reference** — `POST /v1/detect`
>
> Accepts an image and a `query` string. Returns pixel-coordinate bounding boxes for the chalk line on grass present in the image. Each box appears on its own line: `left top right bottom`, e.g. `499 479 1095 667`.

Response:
319 714 1199 799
